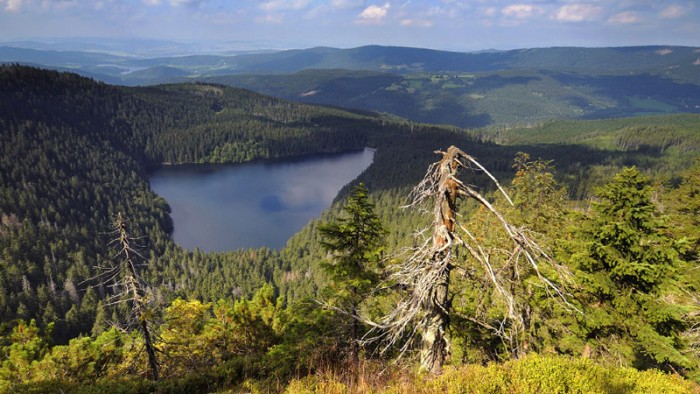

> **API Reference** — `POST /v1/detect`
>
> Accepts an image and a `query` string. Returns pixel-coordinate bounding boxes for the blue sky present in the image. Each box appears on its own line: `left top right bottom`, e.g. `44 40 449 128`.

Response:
1 0 698 51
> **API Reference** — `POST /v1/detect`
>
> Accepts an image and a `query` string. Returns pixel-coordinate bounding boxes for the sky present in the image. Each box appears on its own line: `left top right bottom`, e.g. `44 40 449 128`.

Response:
1 0 699 52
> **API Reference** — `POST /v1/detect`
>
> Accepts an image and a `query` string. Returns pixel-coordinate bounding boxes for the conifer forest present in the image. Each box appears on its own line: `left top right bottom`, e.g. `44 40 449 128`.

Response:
1 63 700 393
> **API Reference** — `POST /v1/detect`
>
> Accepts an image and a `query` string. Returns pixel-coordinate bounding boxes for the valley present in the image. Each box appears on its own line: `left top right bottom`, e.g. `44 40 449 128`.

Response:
1 46 699 391
3 45 700 129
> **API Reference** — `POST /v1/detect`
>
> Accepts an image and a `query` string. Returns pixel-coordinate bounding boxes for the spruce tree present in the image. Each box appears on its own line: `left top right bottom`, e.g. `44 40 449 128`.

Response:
318 183 385 366
579 166 691 372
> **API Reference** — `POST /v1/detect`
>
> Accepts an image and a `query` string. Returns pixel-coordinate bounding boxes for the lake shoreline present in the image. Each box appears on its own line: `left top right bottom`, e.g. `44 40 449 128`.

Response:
149 148 375 252
152 147 376 170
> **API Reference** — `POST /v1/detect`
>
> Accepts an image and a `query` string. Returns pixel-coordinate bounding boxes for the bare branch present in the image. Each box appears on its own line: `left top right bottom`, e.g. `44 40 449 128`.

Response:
84 212 161 380
365 146 577 372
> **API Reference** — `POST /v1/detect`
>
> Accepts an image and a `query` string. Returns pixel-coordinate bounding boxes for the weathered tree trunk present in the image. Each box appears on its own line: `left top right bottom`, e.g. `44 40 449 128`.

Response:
419 147 460 374
420 261 450 373
117 213 160 381
374 145 575 375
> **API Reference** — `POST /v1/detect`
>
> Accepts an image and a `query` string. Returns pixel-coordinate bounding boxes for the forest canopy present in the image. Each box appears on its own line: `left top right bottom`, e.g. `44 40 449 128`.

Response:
1 65 699 392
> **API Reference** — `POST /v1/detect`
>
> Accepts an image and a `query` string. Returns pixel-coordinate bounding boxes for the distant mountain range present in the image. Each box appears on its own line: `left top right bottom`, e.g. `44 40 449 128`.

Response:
3 44 699 81
2 44 699 127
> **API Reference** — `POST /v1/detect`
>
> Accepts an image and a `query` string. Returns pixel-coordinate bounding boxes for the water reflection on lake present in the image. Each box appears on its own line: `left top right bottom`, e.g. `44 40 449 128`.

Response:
149 148 374 252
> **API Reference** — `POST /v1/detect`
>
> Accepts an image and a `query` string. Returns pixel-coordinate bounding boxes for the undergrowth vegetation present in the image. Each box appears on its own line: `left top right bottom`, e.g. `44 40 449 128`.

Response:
284 354 699 394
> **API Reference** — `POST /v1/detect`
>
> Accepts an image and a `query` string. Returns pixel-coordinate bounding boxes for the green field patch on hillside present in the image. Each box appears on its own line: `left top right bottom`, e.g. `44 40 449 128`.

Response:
627 95 677 112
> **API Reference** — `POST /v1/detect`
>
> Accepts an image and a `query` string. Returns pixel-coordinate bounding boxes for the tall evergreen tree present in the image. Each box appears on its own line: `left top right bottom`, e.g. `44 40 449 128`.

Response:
318 183 385 366
578 166 691 372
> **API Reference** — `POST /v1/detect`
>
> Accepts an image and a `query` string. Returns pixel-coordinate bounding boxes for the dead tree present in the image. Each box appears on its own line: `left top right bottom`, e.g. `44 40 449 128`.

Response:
92 212 160 380
366 146 575 374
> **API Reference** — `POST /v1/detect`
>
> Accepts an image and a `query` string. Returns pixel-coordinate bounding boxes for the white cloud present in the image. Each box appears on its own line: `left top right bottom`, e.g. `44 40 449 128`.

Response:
608 11 640 24
400 18 433 27
660 4 686 19
357 2 390 24
2 0 25 12
502 4 540 19
553 4 603 22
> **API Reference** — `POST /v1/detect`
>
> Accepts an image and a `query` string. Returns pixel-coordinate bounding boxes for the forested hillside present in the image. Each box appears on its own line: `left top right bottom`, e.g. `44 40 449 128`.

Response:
0 64 473 343
1 65 700 392
201 68 700 128
4 45 699 129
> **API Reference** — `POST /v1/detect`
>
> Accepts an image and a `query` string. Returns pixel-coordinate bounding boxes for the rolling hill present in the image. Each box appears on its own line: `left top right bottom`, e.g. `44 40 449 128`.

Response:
4 44 699 81
3 44 699 128
200 68 700 127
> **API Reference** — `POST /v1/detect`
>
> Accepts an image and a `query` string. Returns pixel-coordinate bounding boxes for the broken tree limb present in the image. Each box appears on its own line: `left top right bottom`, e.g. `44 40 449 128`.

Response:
367 146 576 374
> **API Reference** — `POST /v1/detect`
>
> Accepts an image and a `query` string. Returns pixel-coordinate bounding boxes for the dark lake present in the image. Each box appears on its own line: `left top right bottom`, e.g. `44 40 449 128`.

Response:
149 148 374 252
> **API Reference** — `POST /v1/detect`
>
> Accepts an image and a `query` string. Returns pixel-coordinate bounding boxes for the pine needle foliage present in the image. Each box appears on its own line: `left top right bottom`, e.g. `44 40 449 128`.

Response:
578 166 692 372
318 183 386 365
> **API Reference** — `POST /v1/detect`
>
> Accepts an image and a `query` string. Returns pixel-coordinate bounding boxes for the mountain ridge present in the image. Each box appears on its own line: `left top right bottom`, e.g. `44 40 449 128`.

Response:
4 44 698 128
3 44 698 83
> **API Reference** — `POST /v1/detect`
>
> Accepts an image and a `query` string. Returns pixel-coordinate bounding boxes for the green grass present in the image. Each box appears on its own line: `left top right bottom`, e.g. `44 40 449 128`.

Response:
283 354 700 394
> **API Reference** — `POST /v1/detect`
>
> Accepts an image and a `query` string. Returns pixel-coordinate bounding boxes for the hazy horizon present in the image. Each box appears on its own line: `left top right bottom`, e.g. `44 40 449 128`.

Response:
1 1 698 54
